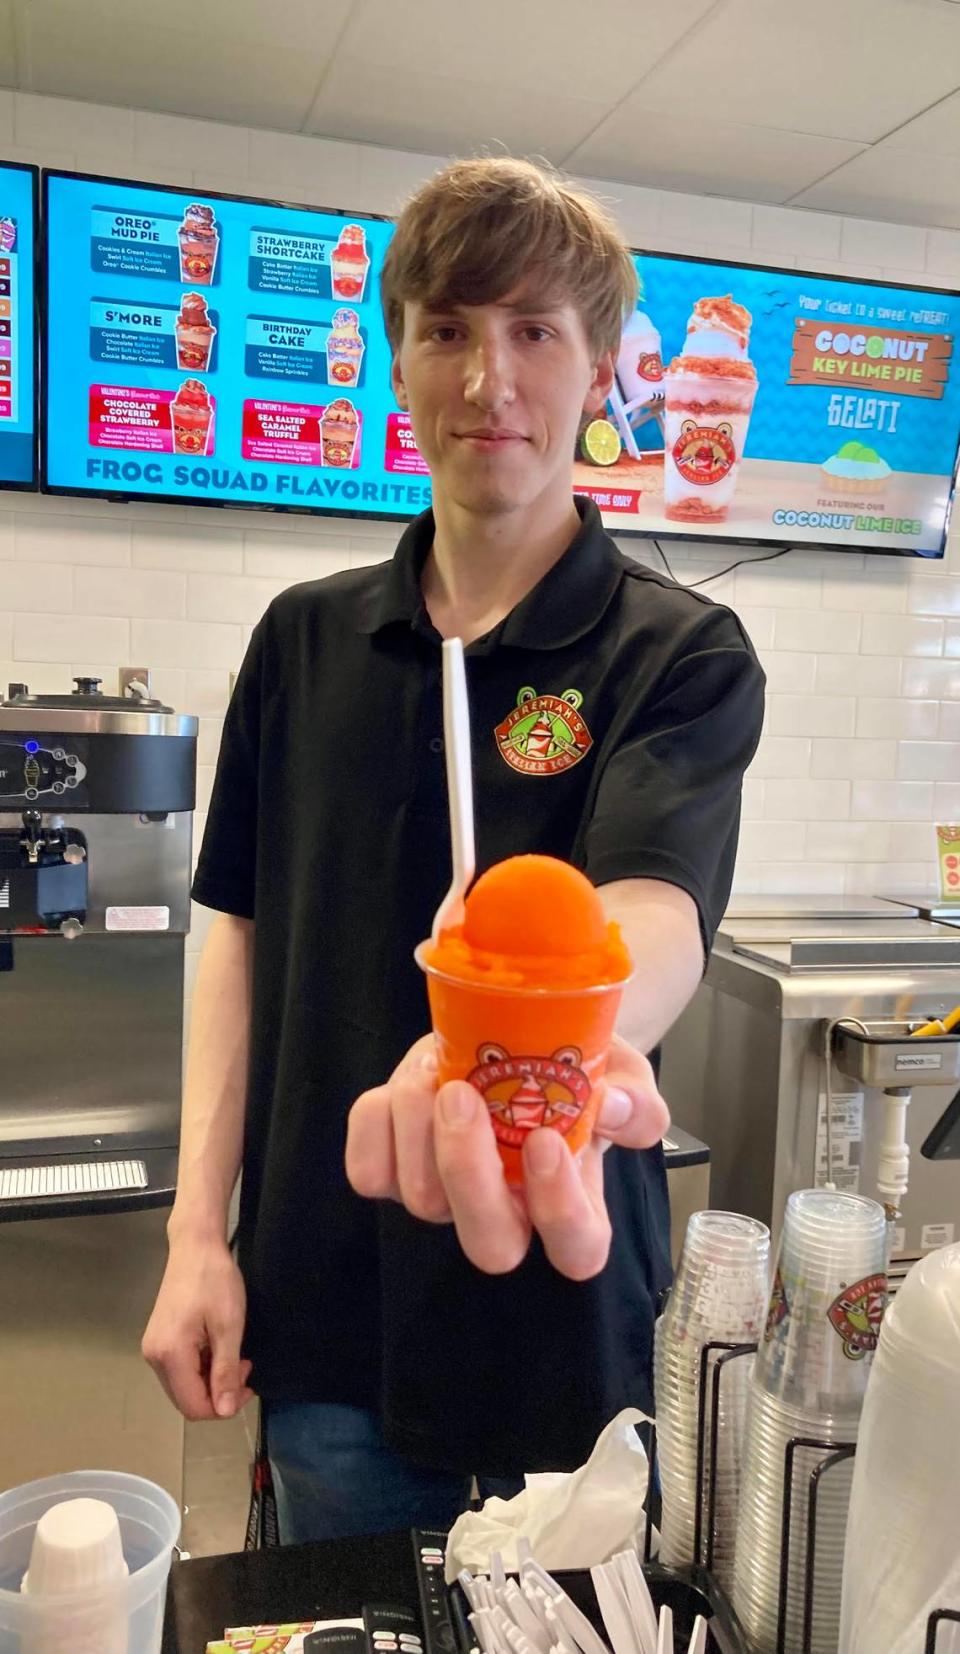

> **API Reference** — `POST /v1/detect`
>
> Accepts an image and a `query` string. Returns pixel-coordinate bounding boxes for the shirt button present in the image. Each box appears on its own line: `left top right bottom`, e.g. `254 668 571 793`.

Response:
429 736 444 753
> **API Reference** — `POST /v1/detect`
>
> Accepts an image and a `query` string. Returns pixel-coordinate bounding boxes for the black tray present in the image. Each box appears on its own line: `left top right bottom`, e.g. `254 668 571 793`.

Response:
452 1563 749 1654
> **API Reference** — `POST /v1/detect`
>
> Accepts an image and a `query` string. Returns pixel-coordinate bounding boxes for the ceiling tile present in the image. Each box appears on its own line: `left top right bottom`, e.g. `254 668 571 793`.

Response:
0 3 16 92
330 0 715 107
881 89 960 160
23 10 323 130
307 57 612 163
629 0 960 142
27 0 354 53
567 104 866 204
790 145 960 230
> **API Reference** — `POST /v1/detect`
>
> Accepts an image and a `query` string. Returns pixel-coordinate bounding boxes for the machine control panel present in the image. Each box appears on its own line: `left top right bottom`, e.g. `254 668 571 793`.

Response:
0 739 87 803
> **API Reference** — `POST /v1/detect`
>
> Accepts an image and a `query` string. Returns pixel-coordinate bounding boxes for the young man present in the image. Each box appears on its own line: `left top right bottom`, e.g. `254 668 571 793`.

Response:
143 158 765 1544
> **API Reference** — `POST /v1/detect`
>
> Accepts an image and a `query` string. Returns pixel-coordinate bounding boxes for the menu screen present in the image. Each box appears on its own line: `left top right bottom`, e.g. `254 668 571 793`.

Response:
0 160 38 490
42 169 960 556
43 171 430 518
575 252 960 557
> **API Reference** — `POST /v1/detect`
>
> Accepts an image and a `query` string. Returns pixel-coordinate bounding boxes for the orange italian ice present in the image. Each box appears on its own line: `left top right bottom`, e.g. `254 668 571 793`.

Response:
418 857 632 1182
423 855 630 988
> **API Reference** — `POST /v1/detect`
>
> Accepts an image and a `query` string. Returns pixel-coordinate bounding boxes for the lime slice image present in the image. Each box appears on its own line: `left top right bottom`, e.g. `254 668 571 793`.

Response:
581 418 621 466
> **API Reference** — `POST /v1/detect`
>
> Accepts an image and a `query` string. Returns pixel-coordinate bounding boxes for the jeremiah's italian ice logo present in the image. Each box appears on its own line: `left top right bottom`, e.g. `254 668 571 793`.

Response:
495 686 593 776
467 1044 592 1150
827 1272 886 1361
671 420 736 488
635 351 663 384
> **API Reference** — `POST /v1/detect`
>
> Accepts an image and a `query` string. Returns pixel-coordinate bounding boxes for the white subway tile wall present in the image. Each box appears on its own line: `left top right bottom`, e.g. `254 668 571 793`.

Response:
1 88 959 950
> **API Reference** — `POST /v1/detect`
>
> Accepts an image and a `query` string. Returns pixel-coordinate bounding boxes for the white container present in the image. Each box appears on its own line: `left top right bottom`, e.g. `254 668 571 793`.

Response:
0 1471 180 1654
839 1243 960 1654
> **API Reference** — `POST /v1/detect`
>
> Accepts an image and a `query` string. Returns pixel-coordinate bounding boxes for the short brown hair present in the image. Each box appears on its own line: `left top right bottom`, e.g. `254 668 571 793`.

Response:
380 157 638 361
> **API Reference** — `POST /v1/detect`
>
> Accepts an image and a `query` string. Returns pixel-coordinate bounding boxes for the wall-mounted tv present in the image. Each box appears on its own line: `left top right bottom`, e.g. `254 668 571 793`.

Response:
0 159 39 491
579 251 960 558
42 167 960 557
42 170 427 521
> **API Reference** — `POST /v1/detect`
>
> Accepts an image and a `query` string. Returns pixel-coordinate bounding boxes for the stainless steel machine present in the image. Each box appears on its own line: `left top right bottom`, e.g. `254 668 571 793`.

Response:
659 896 960 1282
0 675 197 1499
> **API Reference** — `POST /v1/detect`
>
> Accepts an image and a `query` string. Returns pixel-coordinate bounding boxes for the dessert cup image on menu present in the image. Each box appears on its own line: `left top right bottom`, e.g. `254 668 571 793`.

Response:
331 224 370 301
326 307 364 387
177 203 219 285
617 308 665 402
175 292 216 372
171 378 214 456
662 294 757 525
321 397 359 467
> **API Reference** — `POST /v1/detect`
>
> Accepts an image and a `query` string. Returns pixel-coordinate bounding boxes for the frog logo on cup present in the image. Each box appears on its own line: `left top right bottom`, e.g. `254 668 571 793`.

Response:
467 1044 592 1149
672 420 736 487
636 351 663 383
827 1272 887 1361
495 687 593 776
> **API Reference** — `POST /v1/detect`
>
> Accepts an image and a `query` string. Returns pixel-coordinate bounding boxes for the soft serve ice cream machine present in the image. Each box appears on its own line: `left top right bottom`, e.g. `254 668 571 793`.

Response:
0 677 197 1218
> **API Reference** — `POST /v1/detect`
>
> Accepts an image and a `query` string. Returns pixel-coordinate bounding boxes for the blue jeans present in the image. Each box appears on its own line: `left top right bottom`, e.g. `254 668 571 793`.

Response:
266 1402 526 1543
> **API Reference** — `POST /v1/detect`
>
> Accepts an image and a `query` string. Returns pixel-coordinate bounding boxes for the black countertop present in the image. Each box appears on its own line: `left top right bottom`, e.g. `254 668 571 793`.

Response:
163 1529 419 1653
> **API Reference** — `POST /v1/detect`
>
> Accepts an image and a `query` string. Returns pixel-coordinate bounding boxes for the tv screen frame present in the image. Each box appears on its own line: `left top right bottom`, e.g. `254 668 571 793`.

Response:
40 167 406 526
0 158 40 493
39 166 960 559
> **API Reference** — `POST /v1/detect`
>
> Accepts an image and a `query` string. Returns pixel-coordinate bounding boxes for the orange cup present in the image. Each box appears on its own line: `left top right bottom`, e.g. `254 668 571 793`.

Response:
415 943 630 1186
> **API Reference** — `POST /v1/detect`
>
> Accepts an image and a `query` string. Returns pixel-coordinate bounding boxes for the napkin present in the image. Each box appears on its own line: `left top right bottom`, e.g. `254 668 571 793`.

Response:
445 1408 652 1583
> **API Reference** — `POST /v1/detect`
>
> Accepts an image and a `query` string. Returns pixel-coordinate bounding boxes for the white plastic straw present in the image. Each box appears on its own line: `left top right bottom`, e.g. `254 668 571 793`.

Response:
685 1618 707 1654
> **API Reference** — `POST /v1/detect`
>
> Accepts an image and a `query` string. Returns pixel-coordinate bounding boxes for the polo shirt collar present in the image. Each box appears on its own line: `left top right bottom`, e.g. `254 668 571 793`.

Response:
357 497 624 652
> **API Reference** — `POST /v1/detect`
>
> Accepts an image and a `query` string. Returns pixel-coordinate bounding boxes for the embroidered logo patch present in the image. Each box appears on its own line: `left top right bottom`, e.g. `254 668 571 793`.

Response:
495 686 593 776
827 1272 886 1361
466 1044 591 1150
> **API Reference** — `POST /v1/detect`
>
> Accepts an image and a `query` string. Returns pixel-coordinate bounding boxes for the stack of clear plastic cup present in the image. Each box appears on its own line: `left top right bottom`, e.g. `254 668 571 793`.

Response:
732 1189 888 1654
654 1210 770 1591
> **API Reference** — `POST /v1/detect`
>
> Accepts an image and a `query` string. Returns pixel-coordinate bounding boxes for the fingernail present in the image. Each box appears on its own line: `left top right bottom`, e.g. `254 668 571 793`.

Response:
421 1048 438 1074
525 1129 564 1177
215 1392 236 1418
439 1083 476 1127
602 1086 634 1131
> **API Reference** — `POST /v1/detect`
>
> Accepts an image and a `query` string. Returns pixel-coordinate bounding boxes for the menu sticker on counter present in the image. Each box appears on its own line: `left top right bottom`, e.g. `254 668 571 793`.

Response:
45 172 428 518
935 824 960 901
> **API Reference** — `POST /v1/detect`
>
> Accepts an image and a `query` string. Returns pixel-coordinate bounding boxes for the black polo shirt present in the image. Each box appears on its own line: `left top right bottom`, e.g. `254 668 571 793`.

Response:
192 498 765 1475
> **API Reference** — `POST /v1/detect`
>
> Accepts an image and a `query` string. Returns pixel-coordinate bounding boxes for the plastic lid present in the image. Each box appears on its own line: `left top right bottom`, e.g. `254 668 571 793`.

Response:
881 1241 960 1370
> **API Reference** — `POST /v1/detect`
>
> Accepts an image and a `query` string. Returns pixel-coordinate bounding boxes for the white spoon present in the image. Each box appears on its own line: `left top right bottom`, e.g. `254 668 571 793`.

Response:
431 636 476 942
